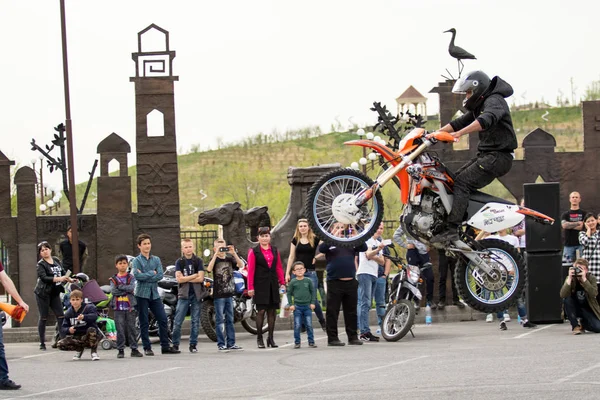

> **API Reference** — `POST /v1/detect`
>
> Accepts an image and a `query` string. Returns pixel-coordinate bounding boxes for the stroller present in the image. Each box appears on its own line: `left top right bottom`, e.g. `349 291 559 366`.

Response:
61 273 117 351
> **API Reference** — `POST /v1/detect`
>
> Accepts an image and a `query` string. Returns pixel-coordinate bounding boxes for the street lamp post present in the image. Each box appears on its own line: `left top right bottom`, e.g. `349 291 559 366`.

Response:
59 0 80 274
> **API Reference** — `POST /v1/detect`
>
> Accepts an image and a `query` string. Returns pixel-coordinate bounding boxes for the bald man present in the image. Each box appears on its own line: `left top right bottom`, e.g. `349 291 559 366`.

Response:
561 192 587 263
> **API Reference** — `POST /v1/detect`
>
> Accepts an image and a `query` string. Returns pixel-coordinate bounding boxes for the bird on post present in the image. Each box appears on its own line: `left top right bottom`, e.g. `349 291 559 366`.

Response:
444 28 476 78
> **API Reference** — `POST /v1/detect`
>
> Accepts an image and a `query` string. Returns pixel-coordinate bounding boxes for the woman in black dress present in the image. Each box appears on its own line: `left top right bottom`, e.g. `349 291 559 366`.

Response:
247 227 286 348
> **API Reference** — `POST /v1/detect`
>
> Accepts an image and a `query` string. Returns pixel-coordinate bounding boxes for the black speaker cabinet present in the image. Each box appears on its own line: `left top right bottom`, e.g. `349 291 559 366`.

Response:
526 251 564 324
524 182 562 252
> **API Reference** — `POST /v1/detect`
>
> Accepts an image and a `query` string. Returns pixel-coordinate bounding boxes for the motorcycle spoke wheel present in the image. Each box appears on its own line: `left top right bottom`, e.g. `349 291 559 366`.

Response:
455 239 525 313
306 168 384 247
381 299 415 342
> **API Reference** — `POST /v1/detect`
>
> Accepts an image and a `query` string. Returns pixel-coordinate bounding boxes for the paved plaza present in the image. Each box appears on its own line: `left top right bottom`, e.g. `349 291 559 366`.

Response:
0 319 597 399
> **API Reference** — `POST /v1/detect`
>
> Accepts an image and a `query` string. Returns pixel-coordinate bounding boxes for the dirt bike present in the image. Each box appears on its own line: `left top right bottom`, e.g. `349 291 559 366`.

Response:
380 245 427 342
305 103 554 313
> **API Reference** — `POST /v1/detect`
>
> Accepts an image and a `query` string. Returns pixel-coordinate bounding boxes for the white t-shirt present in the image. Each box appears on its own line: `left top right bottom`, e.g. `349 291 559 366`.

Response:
485 234 520 249
357 237 381 277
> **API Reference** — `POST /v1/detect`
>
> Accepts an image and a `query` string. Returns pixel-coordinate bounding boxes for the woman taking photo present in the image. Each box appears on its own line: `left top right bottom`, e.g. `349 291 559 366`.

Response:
285 218 326 331
34 241 72 350
247 227 286 348
579 213 600 295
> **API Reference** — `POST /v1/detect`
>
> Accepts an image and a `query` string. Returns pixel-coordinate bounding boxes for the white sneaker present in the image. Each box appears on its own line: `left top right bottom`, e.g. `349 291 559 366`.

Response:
503 313 511 322
486 314 493 323
91 352 100 361
73 351 83 360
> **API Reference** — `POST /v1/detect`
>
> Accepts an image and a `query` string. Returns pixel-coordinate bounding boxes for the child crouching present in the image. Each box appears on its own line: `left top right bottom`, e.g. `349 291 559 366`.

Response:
58 289 100 361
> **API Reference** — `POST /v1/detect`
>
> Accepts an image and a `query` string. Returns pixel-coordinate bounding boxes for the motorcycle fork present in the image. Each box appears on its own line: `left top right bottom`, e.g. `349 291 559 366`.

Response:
451 239 499 282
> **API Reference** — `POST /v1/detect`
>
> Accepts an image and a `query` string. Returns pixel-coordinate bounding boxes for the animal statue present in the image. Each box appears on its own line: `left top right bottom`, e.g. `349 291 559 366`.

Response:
197 202 282 262
444 28 476 78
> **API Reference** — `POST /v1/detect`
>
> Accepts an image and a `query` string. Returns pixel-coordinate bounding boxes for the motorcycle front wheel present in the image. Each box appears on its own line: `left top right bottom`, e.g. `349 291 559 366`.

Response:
305 168 384 247
381 299 415 342
454 239 525 313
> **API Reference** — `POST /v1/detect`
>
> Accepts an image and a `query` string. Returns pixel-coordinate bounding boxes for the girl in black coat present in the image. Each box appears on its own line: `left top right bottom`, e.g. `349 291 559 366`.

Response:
34 241 72 350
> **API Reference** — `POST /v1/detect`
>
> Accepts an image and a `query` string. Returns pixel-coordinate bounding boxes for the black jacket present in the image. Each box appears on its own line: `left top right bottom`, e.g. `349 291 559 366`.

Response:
34 257 66 297
450 76 518 153
61 303 99 337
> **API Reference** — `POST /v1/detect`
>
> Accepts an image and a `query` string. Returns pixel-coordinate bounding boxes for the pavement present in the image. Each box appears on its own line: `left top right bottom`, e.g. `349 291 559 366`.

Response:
2 305 479 343
1 318 598 400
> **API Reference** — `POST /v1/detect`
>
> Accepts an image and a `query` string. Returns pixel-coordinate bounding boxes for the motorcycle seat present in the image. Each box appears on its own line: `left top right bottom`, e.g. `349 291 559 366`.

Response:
469 190 513 206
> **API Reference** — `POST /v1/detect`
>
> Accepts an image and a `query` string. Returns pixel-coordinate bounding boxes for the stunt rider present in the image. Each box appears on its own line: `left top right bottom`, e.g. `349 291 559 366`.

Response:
428 70 518 243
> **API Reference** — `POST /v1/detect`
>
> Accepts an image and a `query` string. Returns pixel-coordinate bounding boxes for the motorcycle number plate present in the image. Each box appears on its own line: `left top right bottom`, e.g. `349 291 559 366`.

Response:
467 202 524 232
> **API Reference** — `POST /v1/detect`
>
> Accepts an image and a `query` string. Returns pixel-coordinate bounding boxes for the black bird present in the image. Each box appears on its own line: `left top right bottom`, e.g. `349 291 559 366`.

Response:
444 28 476 77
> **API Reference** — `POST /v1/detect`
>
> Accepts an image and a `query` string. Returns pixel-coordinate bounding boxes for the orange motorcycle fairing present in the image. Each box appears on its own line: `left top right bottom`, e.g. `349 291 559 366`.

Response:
344 139 411 204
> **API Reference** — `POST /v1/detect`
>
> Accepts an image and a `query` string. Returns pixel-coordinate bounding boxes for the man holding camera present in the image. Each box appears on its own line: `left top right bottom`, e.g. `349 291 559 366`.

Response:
560 258 600 334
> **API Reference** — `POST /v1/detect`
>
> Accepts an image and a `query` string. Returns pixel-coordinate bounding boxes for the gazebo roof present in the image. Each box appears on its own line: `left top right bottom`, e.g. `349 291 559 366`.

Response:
396 85 427 103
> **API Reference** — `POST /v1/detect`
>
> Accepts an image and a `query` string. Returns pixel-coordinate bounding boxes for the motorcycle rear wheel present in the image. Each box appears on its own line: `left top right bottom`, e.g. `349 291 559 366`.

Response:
240 313 268 335
454 239 525 313
381 299 415 342
305 168 384 247
200 299 217 342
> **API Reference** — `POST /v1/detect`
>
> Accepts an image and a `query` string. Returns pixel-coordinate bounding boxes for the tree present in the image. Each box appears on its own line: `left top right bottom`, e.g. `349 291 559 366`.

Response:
583 80 600 101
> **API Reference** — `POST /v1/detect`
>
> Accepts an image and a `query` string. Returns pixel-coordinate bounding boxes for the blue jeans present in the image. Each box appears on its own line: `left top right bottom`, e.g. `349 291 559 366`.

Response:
564 296 600 332
293 305 315 344
496 294 527 319
303 270 325 323
136 296 170 350
374 277 387 325
173 292 201 347
357 274 377 334
214 297 236 348
563 245 583 263
0 324 8 383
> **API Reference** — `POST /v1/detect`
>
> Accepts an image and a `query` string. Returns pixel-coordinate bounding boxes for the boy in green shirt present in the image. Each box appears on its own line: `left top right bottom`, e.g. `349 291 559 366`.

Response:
287 262 317 349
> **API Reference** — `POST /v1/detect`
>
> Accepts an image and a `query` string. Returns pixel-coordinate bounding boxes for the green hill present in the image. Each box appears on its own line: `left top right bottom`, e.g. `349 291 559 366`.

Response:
43 106 583 226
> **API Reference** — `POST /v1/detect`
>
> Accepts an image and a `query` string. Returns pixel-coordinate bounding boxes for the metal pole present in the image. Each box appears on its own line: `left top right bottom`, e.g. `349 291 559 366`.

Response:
59 0 80 274
362 147 367 174
39 159 44 207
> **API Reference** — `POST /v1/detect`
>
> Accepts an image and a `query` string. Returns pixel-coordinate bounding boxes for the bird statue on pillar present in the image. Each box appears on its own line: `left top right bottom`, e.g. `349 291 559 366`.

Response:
443 28 476 78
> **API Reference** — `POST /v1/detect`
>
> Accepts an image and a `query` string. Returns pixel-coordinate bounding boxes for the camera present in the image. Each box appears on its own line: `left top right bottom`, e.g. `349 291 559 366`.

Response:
219 247 229 253
571 266 583 276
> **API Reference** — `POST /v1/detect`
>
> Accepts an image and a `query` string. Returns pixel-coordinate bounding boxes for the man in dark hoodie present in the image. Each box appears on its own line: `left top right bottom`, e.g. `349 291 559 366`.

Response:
429 71 518 243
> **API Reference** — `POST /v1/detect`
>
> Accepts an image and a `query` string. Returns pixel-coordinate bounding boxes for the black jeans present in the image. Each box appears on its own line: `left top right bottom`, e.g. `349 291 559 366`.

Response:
438 251 459 303
564 296 600 332
136 296 170 350
448 152 513 225
114 310 139 351
35 293 64 345
326 279 359 342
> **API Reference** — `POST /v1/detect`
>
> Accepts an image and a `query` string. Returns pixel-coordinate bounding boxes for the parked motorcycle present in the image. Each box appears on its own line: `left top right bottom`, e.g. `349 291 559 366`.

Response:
380 245 427 342
305 102 555 313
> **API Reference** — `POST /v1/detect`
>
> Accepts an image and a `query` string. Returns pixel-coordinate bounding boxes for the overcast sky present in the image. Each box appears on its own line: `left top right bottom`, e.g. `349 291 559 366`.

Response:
1 0 598 189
